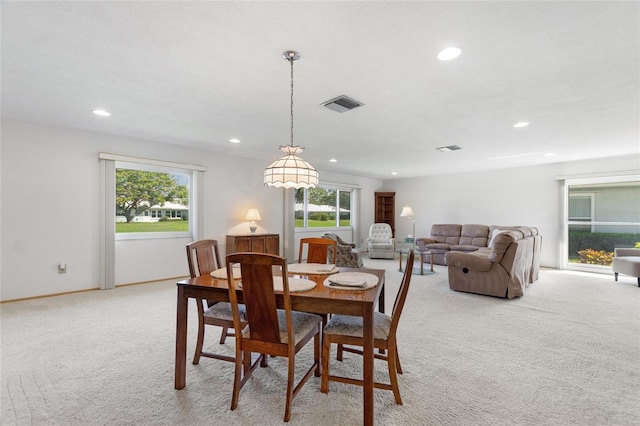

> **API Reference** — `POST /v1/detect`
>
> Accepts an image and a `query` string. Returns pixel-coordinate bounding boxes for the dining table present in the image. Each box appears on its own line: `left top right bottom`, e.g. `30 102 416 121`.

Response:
175 265 386 426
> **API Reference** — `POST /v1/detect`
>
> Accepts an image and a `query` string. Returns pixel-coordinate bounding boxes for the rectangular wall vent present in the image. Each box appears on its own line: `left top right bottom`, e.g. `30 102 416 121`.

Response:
436 145 462 152
322 95 364 113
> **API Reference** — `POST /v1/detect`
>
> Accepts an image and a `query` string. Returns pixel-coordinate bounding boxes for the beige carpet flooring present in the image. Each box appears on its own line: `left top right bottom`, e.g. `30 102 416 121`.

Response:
2 258 639 425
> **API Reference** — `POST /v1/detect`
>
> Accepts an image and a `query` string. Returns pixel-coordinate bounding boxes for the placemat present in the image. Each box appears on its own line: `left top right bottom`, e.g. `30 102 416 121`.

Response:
238 276 316 293
210 266 241 279
287 263 339 275
322 272 379 290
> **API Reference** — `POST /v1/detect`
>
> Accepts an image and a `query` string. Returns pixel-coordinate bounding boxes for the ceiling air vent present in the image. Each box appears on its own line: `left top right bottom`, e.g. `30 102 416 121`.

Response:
322 95 364 113
436 145 462 152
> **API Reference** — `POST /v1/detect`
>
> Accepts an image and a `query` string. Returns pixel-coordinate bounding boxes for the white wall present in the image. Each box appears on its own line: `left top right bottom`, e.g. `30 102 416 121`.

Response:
0 120 381 301
383 157 640 268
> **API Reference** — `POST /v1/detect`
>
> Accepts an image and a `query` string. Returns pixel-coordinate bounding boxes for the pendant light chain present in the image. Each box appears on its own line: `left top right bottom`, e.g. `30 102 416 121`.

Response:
290 56 294 147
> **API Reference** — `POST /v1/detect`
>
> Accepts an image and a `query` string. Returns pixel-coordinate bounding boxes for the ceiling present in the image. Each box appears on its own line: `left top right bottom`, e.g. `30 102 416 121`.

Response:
2 1 639 180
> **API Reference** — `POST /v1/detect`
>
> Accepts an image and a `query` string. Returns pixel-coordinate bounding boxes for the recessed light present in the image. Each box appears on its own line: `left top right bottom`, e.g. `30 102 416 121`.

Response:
329 158 337 163
437 46 461 61
513 122 530 128
391 172 398 175
229 138 240 143
92 109 111 117
544 153 555 157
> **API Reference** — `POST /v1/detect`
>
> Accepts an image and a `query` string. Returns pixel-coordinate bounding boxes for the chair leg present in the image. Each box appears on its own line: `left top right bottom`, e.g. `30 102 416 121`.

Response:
284 356 295 422
321 336 331 393
193 299 206 365
387 340 403 405
314 327 321 377
614 272 618 281
336 343 344 361
219 326 229 344
395 346 403 374
230 350 243 411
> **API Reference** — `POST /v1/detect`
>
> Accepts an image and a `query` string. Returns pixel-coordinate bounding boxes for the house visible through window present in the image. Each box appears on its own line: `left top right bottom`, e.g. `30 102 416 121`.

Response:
115 161 191 237
295 186 352 228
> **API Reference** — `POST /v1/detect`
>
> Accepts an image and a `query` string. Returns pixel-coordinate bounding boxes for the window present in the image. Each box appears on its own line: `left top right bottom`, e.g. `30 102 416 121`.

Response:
295 186 352 228
563 175 640 271
115 161 192 238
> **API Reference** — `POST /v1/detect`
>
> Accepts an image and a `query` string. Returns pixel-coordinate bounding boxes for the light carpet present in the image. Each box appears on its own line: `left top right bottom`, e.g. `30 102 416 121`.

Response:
2 258 639 425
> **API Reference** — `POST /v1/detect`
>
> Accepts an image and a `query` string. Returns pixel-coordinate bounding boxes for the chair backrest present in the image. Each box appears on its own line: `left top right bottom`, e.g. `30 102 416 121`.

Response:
225 253 293 345
369 223 393 242
298 237 337 264
186 239 222 278
322 232 351 247
389 249 414 338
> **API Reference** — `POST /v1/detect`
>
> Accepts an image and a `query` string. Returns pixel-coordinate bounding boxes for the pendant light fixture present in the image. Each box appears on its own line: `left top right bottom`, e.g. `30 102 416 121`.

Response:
264 50 319 189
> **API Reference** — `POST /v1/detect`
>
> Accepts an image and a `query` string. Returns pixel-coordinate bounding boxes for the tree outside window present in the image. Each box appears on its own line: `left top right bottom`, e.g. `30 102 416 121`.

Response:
115 167 190 233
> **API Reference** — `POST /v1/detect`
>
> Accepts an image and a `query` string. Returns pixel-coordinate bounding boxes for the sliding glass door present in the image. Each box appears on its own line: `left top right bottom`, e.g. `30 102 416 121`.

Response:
563 175 640 273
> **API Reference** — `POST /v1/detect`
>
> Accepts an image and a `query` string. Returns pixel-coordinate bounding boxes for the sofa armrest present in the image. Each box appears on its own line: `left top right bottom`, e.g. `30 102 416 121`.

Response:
446 251 493 272
615 248 640 257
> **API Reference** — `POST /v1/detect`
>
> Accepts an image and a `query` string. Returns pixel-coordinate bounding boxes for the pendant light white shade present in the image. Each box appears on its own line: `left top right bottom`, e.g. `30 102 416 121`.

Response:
264 50 318 189
264 145 319 189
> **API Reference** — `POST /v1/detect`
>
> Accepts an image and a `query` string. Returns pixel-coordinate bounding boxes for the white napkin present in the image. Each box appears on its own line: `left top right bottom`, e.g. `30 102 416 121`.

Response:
328 276 366 288
317 264 336 273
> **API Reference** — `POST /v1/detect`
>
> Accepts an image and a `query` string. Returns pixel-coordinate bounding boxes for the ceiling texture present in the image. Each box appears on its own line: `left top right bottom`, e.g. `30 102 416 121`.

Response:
2 1 639 180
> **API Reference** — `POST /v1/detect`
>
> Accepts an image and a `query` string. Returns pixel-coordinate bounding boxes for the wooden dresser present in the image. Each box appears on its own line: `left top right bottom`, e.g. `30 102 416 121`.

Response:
226 234 280 256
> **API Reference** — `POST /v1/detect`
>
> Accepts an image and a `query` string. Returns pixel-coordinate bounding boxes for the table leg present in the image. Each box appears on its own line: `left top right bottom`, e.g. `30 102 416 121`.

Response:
398 252 403 272
363 304 374 426
420 252 424 275
175 286 187 389
430 252 434 272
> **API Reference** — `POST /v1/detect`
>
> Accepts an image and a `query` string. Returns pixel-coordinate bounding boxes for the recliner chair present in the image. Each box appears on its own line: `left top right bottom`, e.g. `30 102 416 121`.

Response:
367 223 395 259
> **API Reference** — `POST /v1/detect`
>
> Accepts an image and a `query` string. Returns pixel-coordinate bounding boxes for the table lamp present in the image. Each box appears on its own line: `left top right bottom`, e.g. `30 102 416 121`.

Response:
245 208 261 233
400 206 416 247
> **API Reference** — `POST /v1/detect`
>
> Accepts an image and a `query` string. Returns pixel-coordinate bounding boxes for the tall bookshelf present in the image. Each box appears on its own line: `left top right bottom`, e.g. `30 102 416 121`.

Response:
374 192 395 237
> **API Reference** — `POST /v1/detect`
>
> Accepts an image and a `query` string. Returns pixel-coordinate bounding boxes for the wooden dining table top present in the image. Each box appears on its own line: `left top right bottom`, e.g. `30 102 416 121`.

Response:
177 266 386 316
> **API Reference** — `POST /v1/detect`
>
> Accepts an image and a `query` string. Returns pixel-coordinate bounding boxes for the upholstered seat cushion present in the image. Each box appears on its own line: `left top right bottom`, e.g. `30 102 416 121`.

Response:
323 312 391 340
204 302 246 322
242 310 322 344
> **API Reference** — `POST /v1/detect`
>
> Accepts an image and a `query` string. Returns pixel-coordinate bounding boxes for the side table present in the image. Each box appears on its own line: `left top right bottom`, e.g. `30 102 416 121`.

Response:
396 248 435 275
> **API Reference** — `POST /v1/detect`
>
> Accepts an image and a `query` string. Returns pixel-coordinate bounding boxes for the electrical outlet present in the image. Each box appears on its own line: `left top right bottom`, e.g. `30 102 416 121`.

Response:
58 263 67 274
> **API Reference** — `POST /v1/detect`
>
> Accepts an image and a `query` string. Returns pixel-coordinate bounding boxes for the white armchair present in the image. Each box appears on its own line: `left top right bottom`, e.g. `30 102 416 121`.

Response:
367 223 395 259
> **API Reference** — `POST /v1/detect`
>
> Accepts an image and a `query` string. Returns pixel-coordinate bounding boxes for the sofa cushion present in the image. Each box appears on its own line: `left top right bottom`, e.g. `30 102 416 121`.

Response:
459 224 489 247
488 230 522 263
450 244 481 253
429 224 462 244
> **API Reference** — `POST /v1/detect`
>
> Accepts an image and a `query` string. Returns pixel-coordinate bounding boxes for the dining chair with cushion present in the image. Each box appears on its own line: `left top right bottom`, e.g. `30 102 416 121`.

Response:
321 249 414 405
186 239 246 364
298 237 337 264
225 252 322 422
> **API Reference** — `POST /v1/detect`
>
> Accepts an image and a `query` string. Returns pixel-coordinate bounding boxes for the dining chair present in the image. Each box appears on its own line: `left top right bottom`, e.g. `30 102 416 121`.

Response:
321 249 415 404
225 252 322 422
298 237 337 264
186 239 245 364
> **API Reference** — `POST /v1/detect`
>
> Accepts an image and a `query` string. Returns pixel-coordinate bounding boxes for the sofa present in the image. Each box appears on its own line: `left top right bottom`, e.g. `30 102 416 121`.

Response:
415 224 489 266
446 228 535 298
612 247 640 287
321 232 364 268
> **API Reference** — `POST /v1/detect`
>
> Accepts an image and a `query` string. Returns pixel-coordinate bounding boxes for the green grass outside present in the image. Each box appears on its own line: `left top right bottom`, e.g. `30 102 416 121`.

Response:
295 219 351 228
116 221 189 233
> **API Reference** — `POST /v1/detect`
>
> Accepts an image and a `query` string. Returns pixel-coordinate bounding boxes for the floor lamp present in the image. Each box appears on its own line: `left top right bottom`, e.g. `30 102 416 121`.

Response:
400 206 416 248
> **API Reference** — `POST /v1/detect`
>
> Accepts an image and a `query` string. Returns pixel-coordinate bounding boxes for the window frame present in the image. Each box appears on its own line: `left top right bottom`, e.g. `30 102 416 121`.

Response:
115 161 193 240
295 184 354 230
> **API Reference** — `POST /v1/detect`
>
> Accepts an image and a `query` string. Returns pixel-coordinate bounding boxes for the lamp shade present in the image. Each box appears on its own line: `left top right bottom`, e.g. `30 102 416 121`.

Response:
400 206 415 218
264 145 319 189
245 209 262 221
